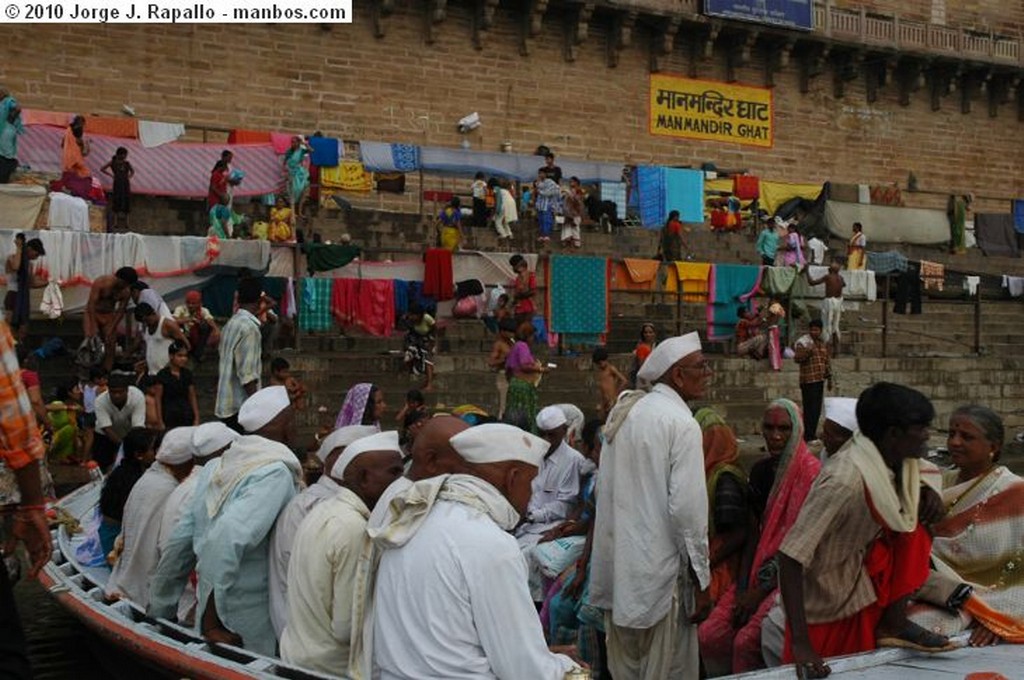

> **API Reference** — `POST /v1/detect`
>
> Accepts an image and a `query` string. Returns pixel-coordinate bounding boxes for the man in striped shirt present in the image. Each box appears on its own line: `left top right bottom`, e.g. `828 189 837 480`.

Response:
0 319 48 678
214 278 263 431
778 383 950 679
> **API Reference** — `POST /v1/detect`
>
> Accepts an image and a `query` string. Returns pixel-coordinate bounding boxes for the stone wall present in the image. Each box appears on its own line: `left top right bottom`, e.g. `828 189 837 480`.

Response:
3 0 1022 220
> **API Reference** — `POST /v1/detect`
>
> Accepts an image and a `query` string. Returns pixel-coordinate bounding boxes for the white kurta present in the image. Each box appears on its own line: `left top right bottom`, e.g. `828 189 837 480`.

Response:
106 463 179 608
373 499 576 680
591 383 710 628
279 487 369 674
269 475 343 637
515 440 587 542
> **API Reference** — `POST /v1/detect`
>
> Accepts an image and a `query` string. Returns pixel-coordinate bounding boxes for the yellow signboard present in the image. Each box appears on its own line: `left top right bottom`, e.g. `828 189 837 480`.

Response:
649 74 773 148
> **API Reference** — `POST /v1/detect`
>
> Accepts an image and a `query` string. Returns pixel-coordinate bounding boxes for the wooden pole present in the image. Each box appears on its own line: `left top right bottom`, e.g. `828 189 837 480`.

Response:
881 275 889 358
974 292 982 355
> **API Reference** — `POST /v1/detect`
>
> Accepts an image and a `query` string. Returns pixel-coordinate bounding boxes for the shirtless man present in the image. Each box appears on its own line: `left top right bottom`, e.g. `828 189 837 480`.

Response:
487 318 516 420
592 346 627 420
84 266 137 370
806 258 846 355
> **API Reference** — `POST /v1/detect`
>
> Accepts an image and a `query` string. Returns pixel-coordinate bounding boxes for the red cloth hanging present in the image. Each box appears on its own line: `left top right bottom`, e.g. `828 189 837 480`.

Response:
732 175 760 200
227 129 273 144
422 248 454 301
355 279 396 337
331 278 359 326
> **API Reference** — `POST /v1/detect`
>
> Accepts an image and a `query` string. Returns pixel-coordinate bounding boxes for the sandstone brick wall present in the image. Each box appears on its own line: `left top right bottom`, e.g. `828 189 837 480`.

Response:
3 0 1022 223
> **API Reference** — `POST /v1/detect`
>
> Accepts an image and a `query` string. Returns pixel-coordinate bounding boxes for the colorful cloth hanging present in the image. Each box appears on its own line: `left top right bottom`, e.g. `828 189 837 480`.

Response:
422 249 454 301
355 279 396 337
707 264 762 341
303 243 361 274
308 137 341 167
320 161 372 192
675 261 711 303
547 255 609 337
299 278 334 331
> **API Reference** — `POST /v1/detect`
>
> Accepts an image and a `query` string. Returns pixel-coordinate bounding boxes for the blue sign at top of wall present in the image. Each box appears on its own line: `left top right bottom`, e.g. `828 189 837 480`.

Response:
704 0 813 31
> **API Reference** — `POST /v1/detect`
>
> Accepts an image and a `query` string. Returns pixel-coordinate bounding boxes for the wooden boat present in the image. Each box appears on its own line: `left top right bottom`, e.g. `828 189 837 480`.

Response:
40 480 1019 680
38 479 347 680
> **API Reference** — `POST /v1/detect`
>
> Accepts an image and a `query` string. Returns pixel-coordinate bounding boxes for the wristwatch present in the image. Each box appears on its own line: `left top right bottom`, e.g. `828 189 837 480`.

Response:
946 583 974 610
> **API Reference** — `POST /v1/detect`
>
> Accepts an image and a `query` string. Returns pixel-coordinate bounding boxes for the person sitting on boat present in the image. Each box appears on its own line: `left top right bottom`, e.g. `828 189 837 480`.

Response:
98 428 157 559
155 422 241 627
105 427 196 609
279 431 404 674
268 424 378 638
778 383 953 680
148 386 302 656
908 405 1024 645
368 423 580 679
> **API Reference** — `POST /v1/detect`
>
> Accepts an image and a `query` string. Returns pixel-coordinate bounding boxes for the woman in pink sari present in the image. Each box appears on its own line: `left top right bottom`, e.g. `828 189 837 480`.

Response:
698 398 821 676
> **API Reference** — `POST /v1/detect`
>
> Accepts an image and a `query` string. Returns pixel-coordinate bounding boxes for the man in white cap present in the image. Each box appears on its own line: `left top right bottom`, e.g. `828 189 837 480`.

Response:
280 431 404 673
820 397 858 457
370 423 580 679
591 331 713 680
515 405 590 551
148 386 302 656
269 424 378 637
155 422 241 627
106 426 195 608
348 415 474 679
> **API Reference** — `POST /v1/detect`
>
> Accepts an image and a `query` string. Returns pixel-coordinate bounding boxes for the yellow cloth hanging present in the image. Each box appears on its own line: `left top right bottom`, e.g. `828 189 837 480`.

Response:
320 161 372 192
675 261 711 303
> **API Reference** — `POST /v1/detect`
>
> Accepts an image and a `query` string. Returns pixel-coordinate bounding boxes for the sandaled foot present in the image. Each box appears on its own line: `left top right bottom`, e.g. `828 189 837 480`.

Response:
877 621 955 653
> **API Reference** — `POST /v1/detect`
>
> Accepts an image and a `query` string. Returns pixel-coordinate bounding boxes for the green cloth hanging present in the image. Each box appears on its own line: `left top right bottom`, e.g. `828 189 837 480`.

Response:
303 243 362 274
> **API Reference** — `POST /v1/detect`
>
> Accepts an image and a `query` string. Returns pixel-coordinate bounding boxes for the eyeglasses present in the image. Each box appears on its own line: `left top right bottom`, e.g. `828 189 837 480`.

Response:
680 360 713 374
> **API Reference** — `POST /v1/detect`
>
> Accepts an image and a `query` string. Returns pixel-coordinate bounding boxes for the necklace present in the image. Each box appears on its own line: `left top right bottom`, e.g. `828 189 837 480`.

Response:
945 466 995 511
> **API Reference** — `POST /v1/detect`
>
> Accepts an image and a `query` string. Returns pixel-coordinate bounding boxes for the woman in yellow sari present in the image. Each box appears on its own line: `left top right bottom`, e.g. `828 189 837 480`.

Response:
436 197 464 251
847 221 866 270
909 405 1024 645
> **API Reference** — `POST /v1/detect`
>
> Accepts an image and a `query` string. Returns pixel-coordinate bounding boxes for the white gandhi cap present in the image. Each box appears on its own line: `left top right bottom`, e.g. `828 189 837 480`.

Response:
332 430 402 479
156 426 197 465
636 331 702 383
238 386 291 433
824 397 859 432
317 425 380 465
449 423 548 468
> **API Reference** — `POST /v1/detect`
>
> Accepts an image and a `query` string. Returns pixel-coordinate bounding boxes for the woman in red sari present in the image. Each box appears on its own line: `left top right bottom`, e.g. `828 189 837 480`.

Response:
698 398 821 676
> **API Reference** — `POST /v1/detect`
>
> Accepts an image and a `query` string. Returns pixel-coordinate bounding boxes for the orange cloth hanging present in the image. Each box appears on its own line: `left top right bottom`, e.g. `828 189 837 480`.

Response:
83 116 138 139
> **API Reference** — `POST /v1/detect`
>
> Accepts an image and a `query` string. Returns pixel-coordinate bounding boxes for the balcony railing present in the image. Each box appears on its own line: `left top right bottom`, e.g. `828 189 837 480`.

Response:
812 1 1022 65
626 0 1021 66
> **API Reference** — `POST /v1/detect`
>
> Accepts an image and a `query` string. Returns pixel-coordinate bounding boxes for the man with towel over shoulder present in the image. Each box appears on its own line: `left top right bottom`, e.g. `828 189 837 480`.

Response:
591 331 714 680
370 422 582 679
148 386 302 656
280 431 404 673
269 424 378 638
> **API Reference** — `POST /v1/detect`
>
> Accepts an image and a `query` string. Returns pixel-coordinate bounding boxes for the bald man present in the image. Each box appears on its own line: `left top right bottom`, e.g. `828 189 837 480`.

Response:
349 416 471 679
370 424 578 679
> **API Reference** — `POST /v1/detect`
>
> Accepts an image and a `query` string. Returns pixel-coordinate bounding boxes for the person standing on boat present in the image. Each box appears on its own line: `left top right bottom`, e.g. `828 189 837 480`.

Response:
0 318 48 680
268 424 378 638
148 386 302 656
778 383 952 679
279 431 404 674
369 423 580 679
105 427 196 609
